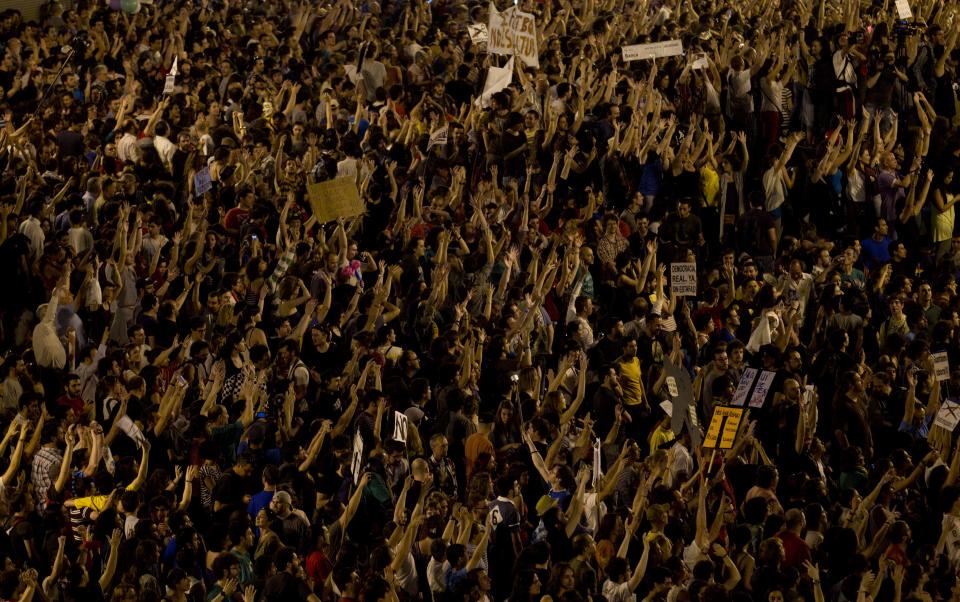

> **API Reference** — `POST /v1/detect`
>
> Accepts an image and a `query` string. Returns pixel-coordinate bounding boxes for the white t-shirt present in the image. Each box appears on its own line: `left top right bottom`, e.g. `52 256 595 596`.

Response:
942 513 960 571
763 166 787 212
602 579 636 602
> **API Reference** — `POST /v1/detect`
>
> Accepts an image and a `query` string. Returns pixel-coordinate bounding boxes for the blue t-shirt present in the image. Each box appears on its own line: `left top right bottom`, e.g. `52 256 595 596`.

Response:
860 236 891 270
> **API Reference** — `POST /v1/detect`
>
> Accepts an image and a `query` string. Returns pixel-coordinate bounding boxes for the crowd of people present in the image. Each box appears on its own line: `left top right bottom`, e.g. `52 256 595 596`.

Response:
2 0 960 600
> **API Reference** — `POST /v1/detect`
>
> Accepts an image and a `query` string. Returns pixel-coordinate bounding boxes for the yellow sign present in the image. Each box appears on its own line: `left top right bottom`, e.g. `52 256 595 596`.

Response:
307 177 365 223
703 407 744 450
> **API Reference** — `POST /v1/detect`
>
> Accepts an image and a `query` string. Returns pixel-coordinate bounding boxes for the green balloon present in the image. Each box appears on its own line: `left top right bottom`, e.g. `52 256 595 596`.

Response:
120 0 140 13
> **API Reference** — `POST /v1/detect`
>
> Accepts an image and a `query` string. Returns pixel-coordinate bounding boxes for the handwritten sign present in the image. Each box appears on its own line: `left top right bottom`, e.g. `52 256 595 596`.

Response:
933 351 950 382
393 411 409 443
350 430 364 481
670 262 697 296
488 2 539 68
748 370 777 409
307 177 365 223
731 368 758 407
193 167 212 197
468 23 488 44
935 400 960 432
703 406 743 449
622 39 684 62
895 0 913 19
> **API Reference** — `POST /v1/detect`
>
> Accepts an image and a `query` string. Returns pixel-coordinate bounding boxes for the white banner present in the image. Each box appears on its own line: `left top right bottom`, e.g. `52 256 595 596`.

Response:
475 56 514 108
488 2 539 68
622 39 684 62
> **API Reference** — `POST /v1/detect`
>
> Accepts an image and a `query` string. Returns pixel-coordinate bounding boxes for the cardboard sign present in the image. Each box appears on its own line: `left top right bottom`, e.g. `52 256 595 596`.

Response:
748 370 777 409
468 23 488 44
895 0 913 19
476 56 514 108
670 262 697 296
731 368 758 407
622 39 684 62
350 430 364 481
307 177 365 223
393 411 409 443
663 357 693 436
933 351 950 382
935 401 960 432
193 167 212 197
703 406 744 449
488 2 539 68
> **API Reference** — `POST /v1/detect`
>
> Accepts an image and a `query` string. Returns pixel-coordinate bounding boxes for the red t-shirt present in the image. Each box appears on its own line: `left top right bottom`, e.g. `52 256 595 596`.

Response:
777 530 812 569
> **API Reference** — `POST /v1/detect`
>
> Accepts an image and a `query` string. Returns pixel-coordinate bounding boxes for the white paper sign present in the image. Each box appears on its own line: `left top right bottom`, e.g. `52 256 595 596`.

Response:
163 74 176 95
427 125 448 151
895 0 913 19
933 351 950 382
592 438 602 487
350 430 364 481
393 411 409 443
670 262 697 296
691 56 709 70
622 39 684 62
935 400 960 432
488 2 539 68
468 23 488 44
475 56 514 108
731 368 758 407
748 370 777 408
666 376 679 397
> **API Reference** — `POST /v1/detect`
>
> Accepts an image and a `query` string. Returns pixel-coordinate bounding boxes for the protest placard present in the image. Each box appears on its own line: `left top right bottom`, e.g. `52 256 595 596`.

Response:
748 370 777 408
933 351 950 382
307 177 365 223
704 407 744 449
488 2 539 68
670 262 697 296
895 0 912 19
935 400 960 432
350 431 364 481
731 368 758 407
193 167 212 197
622 39 684 62
468 23 488 44
393 411 409 443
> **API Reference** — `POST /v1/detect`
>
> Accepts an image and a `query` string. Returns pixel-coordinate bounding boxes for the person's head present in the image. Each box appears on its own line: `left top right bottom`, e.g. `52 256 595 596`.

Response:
430 434 449 459
784 508 805 533
273 546 301 574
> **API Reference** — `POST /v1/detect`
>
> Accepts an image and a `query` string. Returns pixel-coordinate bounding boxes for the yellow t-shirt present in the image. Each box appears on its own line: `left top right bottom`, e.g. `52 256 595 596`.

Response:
649 424 675 455
701 166 720 207
70 482 137 511
618 357 645 406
